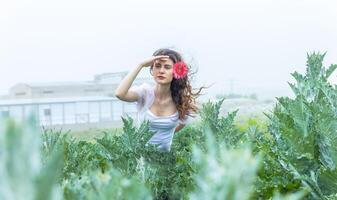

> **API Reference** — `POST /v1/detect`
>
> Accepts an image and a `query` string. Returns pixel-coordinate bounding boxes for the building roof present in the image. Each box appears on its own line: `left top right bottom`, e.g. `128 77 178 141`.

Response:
0 96 119 106
22 81 100 87
15 76 151 88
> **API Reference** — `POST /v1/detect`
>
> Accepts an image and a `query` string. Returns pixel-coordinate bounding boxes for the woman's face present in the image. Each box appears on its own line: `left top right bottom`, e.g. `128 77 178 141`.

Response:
152 57 174 85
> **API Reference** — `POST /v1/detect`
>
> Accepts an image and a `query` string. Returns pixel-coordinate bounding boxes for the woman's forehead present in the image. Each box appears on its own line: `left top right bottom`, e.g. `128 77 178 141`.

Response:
155 58 174 65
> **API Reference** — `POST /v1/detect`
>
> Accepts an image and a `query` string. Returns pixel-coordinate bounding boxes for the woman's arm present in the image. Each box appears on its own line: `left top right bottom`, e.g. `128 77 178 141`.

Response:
114 64 143 102
114 55 169 102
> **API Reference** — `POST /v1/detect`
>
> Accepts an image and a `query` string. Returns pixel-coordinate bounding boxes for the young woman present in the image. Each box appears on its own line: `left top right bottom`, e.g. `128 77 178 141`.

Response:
115 48 205 152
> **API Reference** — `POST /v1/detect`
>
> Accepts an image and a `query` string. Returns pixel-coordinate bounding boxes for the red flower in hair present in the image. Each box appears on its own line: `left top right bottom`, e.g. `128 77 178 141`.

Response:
173 61 188 79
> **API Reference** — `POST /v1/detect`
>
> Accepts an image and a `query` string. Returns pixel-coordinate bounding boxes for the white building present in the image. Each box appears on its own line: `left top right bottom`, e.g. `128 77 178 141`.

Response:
0 72 154 130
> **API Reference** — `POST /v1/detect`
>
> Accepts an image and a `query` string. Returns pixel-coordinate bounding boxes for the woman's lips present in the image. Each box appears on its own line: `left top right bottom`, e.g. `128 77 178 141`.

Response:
158 76 165 79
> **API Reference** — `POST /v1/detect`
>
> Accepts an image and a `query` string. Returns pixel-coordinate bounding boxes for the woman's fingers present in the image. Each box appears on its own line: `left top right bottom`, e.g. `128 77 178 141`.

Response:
151 56 169 65
140 55 170 68
154 55 169 60
153 55 169 63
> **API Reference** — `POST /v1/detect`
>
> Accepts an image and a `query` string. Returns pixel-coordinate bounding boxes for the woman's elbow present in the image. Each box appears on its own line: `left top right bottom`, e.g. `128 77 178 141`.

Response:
114 92 121 99
175 124 185 133
114 90 124 99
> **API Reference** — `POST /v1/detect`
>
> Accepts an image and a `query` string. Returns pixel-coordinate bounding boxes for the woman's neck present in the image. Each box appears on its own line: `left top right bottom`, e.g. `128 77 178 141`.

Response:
155 84 171 100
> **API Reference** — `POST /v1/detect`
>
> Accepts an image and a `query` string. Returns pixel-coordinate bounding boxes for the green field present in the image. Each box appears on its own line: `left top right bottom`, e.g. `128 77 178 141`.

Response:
1 52 337 200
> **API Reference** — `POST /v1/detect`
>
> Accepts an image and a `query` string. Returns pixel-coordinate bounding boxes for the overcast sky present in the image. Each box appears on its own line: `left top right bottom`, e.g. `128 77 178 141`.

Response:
1 0 337 100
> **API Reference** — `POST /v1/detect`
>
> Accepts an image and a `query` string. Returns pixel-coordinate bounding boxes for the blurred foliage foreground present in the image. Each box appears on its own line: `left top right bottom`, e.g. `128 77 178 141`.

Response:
1 52 337 200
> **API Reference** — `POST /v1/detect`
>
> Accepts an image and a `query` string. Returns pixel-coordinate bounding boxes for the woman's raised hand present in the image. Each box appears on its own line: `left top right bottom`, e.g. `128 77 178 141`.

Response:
139 55 170 68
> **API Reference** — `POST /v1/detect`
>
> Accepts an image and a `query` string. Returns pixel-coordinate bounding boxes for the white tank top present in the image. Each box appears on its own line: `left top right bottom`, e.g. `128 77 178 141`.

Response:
130 83 188 151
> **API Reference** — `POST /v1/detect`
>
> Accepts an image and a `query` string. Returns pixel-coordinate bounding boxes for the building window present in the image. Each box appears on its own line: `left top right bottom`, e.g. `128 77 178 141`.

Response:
43 90 54 94
44 108 51 116
64 103 76 124
9 106 23 121
51 104 63 125
15 92 26 96
112 101 123 120
39 105 51 126
84 88 103 92
1 111 9 118
89 102 99 123
100 101 112 121
24 105 38 118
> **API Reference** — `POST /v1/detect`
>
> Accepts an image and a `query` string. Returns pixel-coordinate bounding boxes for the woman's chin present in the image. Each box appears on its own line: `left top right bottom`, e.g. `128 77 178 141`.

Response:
155 79 171 85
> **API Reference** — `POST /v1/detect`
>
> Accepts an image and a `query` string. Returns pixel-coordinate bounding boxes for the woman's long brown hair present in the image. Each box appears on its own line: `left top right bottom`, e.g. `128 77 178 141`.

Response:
151 48 208 121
